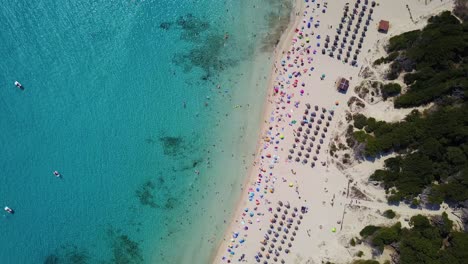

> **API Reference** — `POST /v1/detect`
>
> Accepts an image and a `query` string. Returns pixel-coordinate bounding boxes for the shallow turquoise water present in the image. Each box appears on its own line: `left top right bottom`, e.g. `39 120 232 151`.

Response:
0 0 291 263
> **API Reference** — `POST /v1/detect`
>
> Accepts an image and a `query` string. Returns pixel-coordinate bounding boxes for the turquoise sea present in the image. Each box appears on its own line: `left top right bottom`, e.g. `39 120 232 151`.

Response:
0 0 292 263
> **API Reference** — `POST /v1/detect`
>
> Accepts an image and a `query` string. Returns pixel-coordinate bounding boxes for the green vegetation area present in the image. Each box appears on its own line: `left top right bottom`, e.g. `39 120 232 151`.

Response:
350 11 468 205
382 11 467 107
383 209 396 219
359 214 468 264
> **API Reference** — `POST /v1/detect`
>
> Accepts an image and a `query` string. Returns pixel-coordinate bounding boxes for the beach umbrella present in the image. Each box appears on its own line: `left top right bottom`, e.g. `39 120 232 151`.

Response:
315 126 320 131
324 127 328 133
321 133 326 138
287 155 292 160
345 31 349 37
302 159 308 164
289 149 294 154
292 143 297 148
268 229 272 234
317 145 321 150
304 109 309 115
300 145 304 150
306 147 311 152
299 215 303 219
305 153 310 158
309 142 314 147
303 134 308 140
274 256 278 262
275 232 279 238
306 103 311 109
352 34 356 40
319 139 324 144
290 236 295 241
279 221 283 226
308 123 313 128
314 130 318 136
305 128 310 134
317 119 322 124
272 237 277 242
311 162 315 168
316 150 320 154
313 156 317 161
271 243 275 248
295 157 300 162
261 246 265 251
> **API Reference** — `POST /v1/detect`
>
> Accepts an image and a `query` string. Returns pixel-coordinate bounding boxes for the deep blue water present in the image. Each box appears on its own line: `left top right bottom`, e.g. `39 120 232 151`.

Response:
0 0 291 263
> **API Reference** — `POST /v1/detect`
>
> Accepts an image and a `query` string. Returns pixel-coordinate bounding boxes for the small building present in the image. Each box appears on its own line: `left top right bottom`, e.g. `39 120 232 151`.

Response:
336 77 349 93
378 20 389 33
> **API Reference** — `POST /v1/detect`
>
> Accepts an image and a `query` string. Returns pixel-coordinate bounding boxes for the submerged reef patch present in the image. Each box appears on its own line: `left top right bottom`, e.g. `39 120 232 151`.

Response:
135 180 158 208
135 178 179 211
161 13 238 79
159 136 184 157
107 229 143 264
44 245 90 264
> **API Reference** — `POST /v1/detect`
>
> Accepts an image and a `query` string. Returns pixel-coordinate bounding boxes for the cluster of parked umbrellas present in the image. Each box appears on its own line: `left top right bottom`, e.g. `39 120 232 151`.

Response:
255 201 308 263
288 104 334 167
321 0 376 65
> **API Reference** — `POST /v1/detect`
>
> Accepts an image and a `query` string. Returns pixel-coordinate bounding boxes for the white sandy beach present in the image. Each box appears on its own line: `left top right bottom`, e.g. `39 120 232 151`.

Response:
212 0 459 263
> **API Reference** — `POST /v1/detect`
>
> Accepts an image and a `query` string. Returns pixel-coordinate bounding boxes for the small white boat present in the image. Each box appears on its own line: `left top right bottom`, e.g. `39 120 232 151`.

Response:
14 81 23 89
53 171 61 177
4 206 14 214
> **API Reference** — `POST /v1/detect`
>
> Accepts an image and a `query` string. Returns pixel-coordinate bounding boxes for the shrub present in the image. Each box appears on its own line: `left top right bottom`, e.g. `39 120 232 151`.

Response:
353 114 368 129
350 238 356 246
360 225 381 238
383 209 396 219
381 83 402 99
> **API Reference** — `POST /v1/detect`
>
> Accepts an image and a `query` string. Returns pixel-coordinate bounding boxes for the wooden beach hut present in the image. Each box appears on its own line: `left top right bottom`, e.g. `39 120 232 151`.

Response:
378 20 389 33
336 77 349 93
